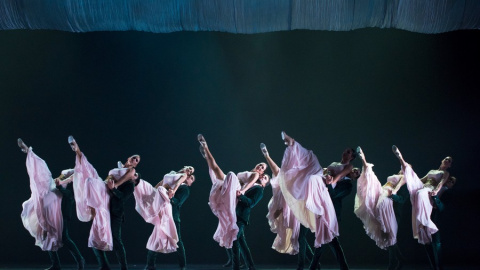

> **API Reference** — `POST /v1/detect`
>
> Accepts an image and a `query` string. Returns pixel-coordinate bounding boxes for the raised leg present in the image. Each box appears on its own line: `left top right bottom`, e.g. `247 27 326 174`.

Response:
197 134 225 180
260 143 280 177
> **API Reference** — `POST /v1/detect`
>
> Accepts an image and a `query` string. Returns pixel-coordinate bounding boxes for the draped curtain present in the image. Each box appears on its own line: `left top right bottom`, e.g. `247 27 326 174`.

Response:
1 0 479 33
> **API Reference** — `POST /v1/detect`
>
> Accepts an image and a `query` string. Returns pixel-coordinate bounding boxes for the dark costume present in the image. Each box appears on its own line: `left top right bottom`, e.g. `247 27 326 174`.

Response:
48 182 85 270
387 184 409 270
308 178 352 270
232 185 264 270
93 181 135 270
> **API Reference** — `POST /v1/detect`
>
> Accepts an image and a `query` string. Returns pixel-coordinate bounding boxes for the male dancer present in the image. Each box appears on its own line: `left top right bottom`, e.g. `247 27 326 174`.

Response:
68 136 139 270
387 173 409 270
425 176 456 270
145 174 195 270
308 149 358 270
232 175 269 270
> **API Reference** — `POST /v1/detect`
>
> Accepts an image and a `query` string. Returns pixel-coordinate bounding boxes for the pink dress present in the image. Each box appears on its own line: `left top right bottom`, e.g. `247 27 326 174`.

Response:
133 179 178 253
354 164 398 249
208 169 241 248
21 148 63 251
403 166 440 244
266 174 301 254
277 142 339 248
73 153 113 251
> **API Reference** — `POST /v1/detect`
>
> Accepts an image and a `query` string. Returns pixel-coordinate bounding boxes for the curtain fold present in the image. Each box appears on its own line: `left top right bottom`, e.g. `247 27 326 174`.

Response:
1 0 479 33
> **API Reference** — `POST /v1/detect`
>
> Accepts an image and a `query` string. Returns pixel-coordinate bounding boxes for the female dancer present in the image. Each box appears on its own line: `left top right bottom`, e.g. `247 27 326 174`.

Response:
154 166 195 194
18 139 85 270
198 134 269 270
392 145 452 244
354 147 404 270
140 167 195 270
261 143 316 270
68 136 139 270
274 132 339 270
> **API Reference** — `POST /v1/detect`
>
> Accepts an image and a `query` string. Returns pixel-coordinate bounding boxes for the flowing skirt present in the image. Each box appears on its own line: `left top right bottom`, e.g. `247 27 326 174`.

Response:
73 153 113 251
354 164 397 249
21 148 63 251
277 142 338 248
134 179 178 253
403 165 438 244
267 175 301 254
208 169 241 248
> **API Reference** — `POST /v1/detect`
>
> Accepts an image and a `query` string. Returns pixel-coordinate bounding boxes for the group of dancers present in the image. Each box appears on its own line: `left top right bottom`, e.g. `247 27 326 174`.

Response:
18 132 455 270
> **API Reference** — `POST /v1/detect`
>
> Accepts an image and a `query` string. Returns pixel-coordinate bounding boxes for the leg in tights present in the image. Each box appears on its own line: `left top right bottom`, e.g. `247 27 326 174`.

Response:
175 221 186 268
62 219 85 268
328 237 349 270
92 248 110 270
145 250 157 270
111 216 127 270
297 225 308 269
46 251 60 270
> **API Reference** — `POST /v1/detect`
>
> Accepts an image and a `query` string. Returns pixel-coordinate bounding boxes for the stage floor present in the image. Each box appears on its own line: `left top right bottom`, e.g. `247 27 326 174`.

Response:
0 264 476 270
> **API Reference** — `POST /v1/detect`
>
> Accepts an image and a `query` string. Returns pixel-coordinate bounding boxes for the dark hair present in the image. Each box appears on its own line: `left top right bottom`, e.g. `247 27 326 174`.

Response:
256 173 271 187
134 172 141 186
350 148 357 161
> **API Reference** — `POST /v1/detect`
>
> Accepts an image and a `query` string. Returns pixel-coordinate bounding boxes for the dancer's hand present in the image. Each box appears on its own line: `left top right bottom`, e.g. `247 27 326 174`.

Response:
324 175 333 185
54 178 61 186
168 189 175 199
106 179 115 190
236 190 243 197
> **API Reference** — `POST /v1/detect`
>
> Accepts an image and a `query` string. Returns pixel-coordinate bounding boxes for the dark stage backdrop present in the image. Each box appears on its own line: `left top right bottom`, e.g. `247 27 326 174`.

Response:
0 29 479 267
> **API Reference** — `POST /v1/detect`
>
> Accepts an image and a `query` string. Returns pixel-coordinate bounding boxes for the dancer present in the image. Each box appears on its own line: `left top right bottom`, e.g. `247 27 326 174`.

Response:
273 131 339 270
68 136 139 270
198 134 269 270
261 143 314 270
425 175 456 270
392 145 452 244
143 169 195 270
18 139 85 270
309 146 357 270
354 147 406 270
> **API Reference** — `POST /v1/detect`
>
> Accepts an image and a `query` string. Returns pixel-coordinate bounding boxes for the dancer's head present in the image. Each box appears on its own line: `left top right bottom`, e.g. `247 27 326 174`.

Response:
348 167 361 180
133 172 141 186
440 156 453 170
180 166 195 176
185 175 195 186
445 176 456 189
342 148 356 163
253 162 268 174
126 154 141 168
257 174 270 187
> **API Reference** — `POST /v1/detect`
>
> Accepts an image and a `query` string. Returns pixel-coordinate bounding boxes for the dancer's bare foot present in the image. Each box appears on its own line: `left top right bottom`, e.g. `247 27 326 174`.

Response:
17 138 28 153
68 136 78 152
197 134 207 148
281 131 294 146
199 145 206 159
260 143 269 156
